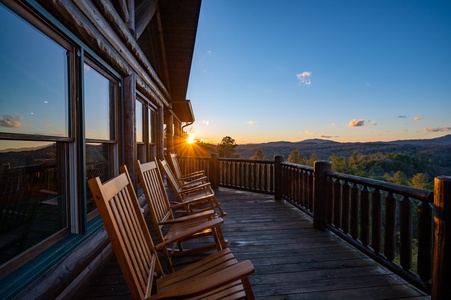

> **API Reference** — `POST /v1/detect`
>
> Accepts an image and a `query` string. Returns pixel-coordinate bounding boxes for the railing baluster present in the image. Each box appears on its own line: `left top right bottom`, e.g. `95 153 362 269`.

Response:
385 192 396 262
254 162 257 190
297 168 301 205
300 170 307 207
327 177 334 224
333 179 342 228
400 195 412 271
417 198 432 282
360 185 370 246
342 181 351 234
308 171 313 212
270 163 274 192
350 183 360 239
292 166 296 202
372 188 382 253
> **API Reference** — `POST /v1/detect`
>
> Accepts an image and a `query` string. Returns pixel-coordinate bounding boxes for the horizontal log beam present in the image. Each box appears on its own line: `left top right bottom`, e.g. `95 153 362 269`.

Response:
135 0 156 39
76 0 170 106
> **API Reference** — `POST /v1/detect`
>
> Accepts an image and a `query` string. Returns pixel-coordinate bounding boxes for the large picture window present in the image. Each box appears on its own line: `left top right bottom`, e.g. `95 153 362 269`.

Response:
0 4 71 276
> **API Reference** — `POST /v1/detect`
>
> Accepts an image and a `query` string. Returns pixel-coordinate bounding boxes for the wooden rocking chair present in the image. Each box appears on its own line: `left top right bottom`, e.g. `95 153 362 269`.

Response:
133 161 227 271
88 170 255 299
157 158 227 217
169 153 206 184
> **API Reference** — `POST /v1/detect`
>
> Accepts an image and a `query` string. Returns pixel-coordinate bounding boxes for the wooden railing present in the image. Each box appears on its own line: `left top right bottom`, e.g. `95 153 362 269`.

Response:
278 161 314 215
217 158 274 194
176 156 211 178
176 154 450 299
317 161 433 293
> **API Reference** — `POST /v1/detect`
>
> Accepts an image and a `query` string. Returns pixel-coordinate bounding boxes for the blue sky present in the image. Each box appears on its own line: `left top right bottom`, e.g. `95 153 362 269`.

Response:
186 0 451 144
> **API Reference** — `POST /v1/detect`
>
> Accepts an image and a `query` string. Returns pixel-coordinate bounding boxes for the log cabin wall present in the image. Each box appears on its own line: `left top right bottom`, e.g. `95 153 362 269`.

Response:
0 0 200 298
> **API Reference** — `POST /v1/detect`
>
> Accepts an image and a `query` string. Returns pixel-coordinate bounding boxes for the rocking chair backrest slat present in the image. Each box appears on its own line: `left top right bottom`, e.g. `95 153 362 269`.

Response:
158 158 182 194
169 153 184 182
135 160 173 226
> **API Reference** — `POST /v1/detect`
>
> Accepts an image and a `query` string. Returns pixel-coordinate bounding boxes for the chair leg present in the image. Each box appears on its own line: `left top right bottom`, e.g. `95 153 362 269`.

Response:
213 197 227 217
241 276 255 300
212 225 228 250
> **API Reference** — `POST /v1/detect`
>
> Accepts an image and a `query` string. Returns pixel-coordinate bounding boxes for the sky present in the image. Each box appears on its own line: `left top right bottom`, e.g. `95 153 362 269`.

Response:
185 0 451 144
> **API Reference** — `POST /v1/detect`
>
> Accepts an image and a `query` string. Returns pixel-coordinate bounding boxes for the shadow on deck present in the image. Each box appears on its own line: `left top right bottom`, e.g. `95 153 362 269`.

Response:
79 187 430 299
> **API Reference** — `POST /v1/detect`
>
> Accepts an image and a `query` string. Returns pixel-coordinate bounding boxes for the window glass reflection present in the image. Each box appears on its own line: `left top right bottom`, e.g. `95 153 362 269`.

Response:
84 65 112 140
0 6 68 137
136 100 143 143
85 142 111 213
0 140 67 265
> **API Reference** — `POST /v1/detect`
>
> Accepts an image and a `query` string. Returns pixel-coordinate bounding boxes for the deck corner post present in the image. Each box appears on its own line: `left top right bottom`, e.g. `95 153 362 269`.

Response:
274 155 284 200
209 153 219 191
432 176 451 300
313 160 332 230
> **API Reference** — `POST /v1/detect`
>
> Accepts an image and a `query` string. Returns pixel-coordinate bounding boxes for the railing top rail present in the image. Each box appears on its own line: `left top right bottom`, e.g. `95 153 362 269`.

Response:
281 161 314 171
218 158 274 164
327 171 433 202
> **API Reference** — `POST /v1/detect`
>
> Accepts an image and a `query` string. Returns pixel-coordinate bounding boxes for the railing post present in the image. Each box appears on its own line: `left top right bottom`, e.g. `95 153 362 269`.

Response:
432 176 451 300
313 160 331 230
209 153 219 191
274 155 284 200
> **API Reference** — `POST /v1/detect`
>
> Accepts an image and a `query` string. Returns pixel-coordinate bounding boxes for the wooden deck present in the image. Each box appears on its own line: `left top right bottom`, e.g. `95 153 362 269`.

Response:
78 187 430 299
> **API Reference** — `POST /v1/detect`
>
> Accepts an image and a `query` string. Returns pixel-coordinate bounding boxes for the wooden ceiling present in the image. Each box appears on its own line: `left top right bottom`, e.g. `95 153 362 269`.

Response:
156 0 201 122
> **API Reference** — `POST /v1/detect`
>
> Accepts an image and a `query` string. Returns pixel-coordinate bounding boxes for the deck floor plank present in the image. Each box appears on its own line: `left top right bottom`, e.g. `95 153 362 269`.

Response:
78 187 429 299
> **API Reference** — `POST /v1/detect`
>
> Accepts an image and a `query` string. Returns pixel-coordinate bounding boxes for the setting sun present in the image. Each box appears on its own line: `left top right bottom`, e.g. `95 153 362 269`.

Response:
186 136 196 144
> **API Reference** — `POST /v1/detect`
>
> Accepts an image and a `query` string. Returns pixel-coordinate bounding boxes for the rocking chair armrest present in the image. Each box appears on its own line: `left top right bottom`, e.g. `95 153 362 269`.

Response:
154 218 224 250
158 210 215 224
181 193 216 204
180 182 212 194
180 172 205 180
148 260 255 300
180 179 209 190
170 196 214 208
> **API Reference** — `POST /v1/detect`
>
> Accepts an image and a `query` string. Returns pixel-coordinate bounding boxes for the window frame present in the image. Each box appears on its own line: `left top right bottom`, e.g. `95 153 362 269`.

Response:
0 2 75 278
83 56 121 221
136 91 158 163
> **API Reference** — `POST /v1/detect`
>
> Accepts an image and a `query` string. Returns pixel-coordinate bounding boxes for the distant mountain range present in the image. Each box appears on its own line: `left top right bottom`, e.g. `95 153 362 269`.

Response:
382 134 451 146
236 134 451 160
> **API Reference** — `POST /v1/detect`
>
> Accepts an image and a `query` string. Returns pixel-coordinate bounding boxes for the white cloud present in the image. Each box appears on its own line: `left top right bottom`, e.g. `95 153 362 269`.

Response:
424 127 451 133
296 71 312 85
413 116 423 122
0 114 23 129
202 120 210 126
348 119 365 128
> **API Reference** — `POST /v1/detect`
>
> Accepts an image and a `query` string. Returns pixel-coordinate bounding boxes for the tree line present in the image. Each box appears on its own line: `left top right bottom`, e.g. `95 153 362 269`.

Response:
285 149 433 189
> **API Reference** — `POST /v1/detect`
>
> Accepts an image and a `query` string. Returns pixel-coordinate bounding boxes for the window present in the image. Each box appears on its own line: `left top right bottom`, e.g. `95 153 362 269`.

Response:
84 60 119 217
0 4 71 275
136 93 157 163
